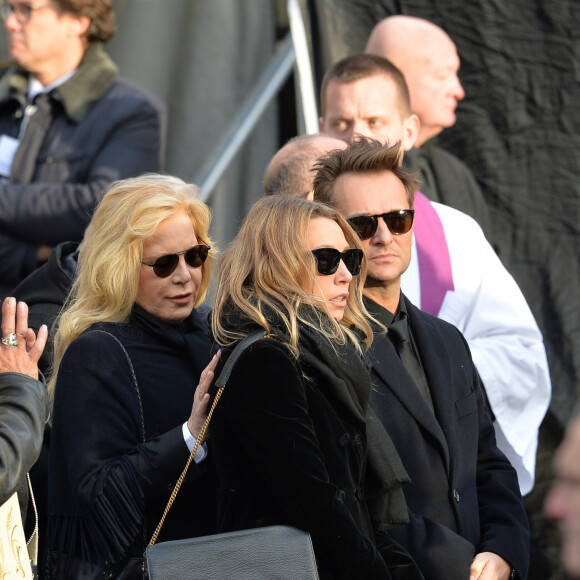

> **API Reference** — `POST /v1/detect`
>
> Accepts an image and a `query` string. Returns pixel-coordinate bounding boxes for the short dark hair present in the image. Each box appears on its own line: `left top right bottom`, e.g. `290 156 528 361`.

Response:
312 138 420 207
55 0 116 43
320 53 410 118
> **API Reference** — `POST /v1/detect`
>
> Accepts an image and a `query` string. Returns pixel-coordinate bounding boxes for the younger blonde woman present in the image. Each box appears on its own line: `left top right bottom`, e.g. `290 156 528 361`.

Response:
210 195 420 580
46 174 218 578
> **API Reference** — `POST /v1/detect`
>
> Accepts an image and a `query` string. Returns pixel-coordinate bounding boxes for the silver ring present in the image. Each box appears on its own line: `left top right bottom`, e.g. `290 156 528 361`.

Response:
1 333 18 347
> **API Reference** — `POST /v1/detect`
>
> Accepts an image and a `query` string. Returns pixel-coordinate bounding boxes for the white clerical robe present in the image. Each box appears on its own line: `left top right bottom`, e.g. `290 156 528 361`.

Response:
402 193 551 495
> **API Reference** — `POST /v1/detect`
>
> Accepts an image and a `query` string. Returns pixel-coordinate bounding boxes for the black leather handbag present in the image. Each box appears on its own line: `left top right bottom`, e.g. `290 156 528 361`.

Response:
144 330 319 580
146 525 319 580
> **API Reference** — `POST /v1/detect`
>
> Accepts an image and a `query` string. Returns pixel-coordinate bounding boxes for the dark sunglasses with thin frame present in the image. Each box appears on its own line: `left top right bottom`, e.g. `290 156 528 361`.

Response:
348 209 414 240
141 244 210 278
311 248 364 276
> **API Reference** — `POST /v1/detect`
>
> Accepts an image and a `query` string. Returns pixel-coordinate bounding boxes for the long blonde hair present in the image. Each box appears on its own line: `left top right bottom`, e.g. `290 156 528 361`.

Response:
212 195 373 355
49 173 214 395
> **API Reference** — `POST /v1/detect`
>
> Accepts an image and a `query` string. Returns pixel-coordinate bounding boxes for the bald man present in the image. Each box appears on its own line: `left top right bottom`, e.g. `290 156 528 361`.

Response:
263 134 346 199
366 16 491 236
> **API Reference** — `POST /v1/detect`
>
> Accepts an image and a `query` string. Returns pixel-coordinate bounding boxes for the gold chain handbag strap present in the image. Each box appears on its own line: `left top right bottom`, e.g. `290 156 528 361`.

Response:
148 329 266 547
26 473 38 564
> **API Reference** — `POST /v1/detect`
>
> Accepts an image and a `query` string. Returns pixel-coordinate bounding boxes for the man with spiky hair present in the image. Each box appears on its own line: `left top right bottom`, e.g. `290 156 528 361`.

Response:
313 138 530 580
318 52 551 503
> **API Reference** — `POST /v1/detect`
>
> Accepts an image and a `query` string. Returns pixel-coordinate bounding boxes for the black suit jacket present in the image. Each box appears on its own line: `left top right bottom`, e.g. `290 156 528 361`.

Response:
367 295 529 579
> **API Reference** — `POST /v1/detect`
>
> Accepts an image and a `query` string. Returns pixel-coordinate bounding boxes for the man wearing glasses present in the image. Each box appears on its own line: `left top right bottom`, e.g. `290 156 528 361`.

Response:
318 53 550 499
313 137 530 580
0 0 164 295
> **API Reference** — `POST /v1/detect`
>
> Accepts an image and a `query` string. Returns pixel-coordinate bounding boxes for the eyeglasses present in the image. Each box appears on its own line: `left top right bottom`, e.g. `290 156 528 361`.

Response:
0 2 53 23
312 248 363 276
348 209 415 240
141 244 210 278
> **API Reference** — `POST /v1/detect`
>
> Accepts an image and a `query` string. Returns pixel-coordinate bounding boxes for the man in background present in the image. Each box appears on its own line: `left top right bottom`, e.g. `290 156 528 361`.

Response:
0 0 165 295
264 133 346 198
366 15 490 235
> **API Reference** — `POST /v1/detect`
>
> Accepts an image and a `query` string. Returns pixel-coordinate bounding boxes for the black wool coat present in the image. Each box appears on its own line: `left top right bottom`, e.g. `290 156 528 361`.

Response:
367 295 530 580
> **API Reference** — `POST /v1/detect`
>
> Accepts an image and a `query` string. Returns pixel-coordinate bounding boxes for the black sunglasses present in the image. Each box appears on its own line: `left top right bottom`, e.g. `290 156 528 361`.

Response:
312 248 364 276
141 244 210 278
348 209 415 240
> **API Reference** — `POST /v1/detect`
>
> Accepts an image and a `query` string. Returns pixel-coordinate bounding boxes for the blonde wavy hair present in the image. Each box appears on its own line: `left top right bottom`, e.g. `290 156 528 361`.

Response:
49 173 214 396
212 195 373 355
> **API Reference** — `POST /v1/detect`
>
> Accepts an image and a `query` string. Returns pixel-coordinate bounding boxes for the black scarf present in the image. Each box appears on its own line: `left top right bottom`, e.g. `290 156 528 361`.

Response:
131 303 211 380
298 319 369 427
297 320 410 530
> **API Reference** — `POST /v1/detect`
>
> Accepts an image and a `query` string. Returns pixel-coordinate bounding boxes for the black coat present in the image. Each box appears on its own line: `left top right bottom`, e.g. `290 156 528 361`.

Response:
210 326 395 580
11 241 78 375
367 295 529 579
46 308 216 578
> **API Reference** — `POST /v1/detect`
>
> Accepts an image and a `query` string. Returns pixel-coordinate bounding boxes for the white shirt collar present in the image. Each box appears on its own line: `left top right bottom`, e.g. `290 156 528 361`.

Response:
27 69 77 102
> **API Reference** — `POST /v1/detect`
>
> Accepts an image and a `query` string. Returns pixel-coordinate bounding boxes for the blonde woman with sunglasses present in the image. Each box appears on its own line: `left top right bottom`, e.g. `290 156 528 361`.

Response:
45 174 219 578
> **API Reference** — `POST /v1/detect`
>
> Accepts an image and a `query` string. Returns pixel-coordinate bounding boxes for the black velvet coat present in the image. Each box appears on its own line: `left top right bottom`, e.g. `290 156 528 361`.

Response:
210 317 399 580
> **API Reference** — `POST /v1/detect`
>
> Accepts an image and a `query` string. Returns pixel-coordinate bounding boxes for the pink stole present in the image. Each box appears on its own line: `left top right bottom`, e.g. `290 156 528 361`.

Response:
413 192 454 316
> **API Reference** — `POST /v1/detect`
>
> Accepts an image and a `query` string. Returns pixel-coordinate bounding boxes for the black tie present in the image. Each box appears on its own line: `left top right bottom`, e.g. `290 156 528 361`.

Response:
11 92 53 184
388 317 434 411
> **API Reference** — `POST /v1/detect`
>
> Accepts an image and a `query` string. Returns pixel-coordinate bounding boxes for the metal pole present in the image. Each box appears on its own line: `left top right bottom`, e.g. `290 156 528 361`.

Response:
287 0 319 135
196 34 295 202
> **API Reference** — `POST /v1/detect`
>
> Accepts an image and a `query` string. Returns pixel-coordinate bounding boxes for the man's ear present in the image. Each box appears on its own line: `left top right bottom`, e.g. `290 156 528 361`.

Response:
401 113 420 151
68 14 91 39
319 116 326 134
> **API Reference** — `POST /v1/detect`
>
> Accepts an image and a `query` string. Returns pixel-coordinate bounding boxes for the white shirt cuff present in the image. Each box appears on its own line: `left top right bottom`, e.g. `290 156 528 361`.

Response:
182 422 207 463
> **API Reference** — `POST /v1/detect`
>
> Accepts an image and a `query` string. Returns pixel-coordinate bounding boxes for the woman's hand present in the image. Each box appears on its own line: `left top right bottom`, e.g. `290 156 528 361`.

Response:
0 297 48 380
187 350 221 441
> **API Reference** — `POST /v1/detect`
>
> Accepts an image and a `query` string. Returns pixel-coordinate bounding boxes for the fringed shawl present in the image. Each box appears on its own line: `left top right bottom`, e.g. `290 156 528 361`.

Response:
45 306 212 577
